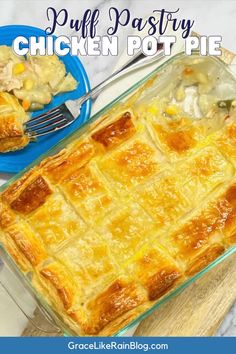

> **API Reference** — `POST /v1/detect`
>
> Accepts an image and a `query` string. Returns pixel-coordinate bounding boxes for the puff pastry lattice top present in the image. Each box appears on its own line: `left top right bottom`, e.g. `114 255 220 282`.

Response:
1 89 236 335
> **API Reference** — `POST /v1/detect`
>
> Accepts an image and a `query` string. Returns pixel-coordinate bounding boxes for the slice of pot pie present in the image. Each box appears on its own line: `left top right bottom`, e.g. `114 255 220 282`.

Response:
0 45 77 152
0 45 77 111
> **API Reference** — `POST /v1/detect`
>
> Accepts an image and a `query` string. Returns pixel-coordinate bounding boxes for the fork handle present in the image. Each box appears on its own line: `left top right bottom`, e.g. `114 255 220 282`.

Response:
69 48 166 111
88 49 165 97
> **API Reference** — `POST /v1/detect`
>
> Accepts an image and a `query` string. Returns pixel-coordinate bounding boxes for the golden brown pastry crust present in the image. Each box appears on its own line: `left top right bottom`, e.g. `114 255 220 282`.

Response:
0 105 236 336
40 262 77 310
91 111 135 149
0 135 30 152
85 279 146 334
0 92 29 152
0 114 23 138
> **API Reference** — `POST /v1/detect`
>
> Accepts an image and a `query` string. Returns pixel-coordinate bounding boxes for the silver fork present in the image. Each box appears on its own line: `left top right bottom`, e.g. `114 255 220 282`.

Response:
24 47 167 138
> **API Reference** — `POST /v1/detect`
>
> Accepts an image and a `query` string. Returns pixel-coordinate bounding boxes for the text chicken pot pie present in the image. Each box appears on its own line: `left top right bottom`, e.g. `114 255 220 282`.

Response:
0 54 236 336
0 45 77 152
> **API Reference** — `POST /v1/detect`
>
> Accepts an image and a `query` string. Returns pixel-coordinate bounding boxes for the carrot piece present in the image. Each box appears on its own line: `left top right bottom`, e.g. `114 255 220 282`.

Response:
22 99 30 111
183 67 194 75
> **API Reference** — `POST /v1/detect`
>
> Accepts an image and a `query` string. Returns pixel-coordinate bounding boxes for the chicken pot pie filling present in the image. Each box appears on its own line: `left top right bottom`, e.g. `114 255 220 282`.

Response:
0 57 236 336
0 45 77 152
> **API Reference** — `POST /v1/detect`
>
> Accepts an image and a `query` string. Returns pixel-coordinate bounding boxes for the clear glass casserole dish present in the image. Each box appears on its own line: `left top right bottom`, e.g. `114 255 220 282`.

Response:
0 52 236 336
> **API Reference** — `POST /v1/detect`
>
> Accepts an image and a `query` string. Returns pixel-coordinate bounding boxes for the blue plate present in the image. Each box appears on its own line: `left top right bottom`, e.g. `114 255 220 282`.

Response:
0 25 91 173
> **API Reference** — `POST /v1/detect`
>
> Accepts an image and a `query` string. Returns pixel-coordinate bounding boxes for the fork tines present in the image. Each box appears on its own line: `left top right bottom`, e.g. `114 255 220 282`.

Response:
24 104 75 137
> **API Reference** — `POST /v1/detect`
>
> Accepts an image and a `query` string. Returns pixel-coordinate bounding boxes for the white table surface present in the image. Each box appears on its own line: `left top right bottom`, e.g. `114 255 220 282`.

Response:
0 0 236 337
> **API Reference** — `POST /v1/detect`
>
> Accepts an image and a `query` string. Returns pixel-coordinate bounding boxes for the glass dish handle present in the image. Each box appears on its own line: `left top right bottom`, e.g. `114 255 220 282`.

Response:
0 260 61 335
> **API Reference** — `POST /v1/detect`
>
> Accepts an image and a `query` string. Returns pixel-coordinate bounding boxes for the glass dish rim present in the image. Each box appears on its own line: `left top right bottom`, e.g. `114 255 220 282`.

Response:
0 50 236 336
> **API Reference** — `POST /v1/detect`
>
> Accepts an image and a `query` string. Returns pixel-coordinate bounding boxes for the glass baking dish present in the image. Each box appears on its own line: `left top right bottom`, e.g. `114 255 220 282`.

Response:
0 51 236 336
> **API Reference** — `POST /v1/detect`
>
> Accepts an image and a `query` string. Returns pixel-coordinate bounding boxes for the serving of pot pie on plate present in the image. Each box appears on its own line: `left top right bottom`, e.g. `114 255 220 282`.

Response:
0 45 77 152
0 55 236 336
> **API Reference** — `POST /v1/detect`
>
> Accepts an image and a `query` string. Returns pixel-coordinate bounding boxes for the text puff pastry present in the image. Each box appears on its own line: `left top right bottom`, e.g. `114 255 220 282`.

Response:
1 102 236 336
